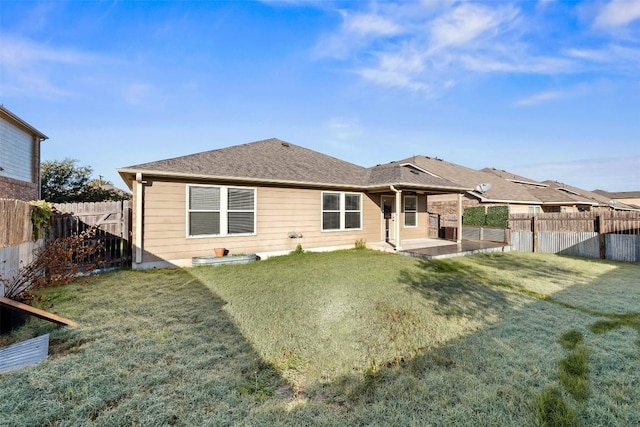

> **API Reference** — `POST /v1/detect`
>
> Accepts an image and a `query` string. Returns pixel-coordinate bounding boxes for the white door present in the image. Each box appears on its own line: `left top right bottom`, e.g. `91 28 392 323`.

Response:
381 196 395 242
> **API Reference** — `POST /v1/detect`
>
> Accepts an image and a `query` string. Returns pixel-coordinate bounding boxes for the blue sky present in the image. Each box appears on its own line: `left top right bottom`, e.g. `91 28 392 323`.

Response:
1 0 639 191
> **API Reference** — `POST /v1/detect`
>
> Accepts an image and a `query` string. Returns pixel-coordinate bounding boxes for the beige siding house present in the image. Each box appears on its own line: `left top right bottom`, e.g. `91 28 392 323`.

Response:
118 139 469 269
0 106 48 201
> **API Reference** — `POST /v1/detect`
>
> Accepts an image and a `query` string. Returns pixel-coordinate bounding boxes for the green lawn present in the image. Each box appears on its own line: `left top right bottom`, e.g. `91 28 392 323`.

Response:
1 250 639 426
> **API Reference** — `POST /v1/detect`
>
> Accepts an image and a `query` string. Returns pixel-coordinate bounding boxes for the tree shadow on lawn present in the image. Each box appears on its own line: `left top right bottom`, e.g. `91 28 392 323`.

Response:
0 269 292 426
248 259 640 426
397 258 518 320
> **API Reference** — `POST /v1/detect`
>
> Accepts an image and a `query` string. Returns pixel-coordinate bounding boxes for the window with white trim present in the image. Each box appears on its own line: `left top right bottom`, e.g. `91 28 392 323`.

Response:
404 195 417 227
322 192 362 231
187 185 256 237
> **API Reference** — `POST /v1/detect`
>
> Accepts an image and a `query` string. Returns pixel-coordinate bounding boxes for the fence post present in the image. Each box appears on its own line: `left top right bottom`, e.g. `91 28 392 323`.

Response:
597 215 606 259
532 216 539 253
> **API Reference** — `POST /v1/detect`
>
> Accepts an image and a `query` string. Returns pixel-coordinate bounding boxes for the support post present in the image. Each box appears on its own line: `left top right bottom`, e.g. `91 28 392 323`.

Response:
598 215 606 259
456 193 463 243
532 215 538 252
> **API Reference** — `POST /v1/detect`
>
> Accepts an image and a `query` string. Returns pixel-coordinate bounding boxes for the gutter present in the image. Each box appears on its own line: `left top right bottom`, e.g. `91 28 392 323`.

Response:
135 173 144 265
117 168 470 194
390 185 402 251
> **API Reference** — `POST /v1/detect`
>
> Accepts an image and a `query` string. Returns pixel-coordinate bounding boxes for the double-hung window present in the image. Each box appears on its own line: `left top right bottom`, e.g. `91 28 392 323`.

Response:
187 185 255 237
322 192 362 231
404 196 417 227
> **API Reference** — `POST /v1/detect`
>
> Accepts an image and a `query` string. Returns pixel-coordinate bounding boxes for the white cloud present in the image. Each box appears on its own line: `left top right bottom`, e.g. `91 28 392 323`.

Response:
324 116 363 140
594 0 640 28
514 90 565 106
345 13 401 36
429 3 519 50
0 34 108 99
315 1 640 95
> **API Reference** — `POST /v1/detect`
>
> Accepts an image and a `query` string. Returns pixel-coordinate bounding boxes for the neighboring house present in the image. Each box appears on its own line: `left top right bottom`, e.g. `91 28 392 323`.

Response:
0 105 48 201
118 138 469 269
593 190 640 210
483 169 638 212
482 169 621 213
388 156 547 215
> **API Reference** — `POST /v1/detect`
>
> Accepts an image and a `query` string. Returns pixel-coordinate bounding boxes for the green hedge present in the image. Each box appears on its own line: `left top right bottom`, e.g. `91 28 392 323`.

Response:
463 205 509 227
486 206 509 228
463 206 486 226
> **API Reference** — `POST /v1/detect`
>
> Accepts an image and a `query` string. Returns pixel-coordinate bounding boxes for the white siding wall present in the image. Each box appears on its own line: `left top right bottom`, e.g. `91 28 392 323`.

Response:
0 117 34 182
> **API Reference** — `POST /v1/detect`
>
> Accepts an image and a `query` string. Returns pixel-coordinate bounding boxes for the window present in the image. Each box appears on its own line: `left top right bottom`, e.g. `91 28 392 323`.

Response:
404 196 417 227
187 185 255 237
322 192 362 231
528 206 542 215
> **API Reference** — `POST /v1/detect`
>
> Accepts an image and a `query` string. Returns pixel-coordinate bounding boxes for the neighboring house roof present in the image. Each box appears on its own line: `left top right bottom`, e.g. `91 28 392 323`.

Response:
544 181 638 210
481 168 590 206
593 189 640 199
392 156 540 204
118 138 468 193
0 105 48 141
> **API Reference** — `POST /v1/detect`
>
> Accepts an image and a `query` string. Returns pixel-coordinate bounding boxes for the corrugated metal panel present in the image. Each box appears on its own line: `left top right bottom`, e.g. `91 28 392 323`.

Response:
539 232 599 258
483 228 507 243
606 234 640 262
462 226 480 240
510 231 533 252
0 334 49 373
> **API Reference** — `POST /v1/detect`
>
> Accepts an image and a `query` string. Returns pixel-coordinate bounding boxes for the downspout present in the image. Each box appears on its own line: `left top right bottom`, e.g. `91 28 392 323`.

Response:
135 173 144 265
457 193 463 244
390 185 402 251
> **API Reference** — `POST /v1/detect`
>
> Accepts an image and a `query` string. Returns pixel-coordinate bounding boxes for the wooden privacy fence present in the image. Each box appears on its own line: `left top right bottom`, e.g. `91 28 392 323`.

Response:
0 199 41 298
0 199 33 247
510 211 640 262
51 201 132 269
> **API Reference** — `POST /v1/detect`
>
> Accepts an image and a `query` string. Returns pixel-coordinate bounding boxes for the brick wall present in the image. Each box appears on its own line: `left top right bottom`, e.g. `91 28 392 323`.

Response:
427 194 482 216
0 176 38 201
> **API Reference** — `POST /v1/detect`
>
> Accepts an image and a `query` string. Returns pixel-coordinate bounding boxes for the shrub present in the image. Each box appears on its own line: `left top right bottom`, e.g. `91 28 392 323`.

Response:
462 206 486 226
0 229 104 303
30 200 53 240
291 244 305 255
355 239 367 250
486 205 509 228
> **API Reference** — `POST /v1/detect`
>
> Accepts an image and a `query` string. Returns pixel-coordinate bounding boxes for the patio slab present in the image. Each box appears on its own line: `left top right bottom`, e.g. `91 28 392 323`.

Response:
399 240 511 259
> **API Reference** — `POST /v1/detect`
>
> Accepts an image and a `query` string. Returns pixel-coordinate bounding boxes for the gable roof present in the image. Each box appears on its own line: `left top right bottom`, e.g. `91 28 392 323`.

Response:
118 138 468 192
0 105 48 141
392 156 541 203
593 189 640 199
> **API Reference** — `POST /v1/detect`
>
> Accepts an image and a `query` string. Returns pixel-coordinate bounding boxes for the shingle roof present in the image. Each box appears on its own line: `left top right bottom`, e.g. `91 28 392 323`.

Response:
118 138 467 192
393 157 541 203
593 189 640 199
120 138 368 187
365 162 467 190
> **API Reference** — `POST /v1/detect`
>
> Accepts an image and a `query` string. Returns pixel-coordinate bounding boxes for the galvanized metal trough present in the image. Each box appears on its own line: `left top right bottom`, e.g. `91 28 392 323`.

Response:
192 254 260 267
0 334 49 374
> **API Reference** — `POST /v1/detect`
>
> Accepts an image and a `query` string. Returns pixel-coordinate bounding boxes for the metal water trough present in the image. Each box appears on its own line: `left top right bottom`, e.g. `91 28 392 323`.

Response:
192 254 260 267
0 334 49 373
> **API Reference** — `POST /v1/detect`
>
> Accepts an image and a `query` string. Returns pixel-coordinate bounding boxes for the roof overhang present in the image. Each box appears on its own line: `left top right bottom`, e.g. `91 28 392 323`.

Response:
0 105 48 141
118 168 470 194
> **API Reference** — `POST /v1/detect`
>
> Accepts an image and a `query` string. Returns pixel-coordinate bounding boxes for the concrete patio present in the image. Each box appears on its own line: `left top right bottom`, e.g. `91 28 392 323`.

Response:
370 238 511 259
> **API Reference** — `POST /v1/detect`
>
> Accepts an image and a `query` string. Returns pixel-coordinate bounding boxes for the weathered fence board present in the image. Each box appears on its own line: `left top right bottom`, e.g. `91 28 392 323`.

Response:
606 234 640 261
0 199 33 248
52 201 132 269
510 211 640 262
